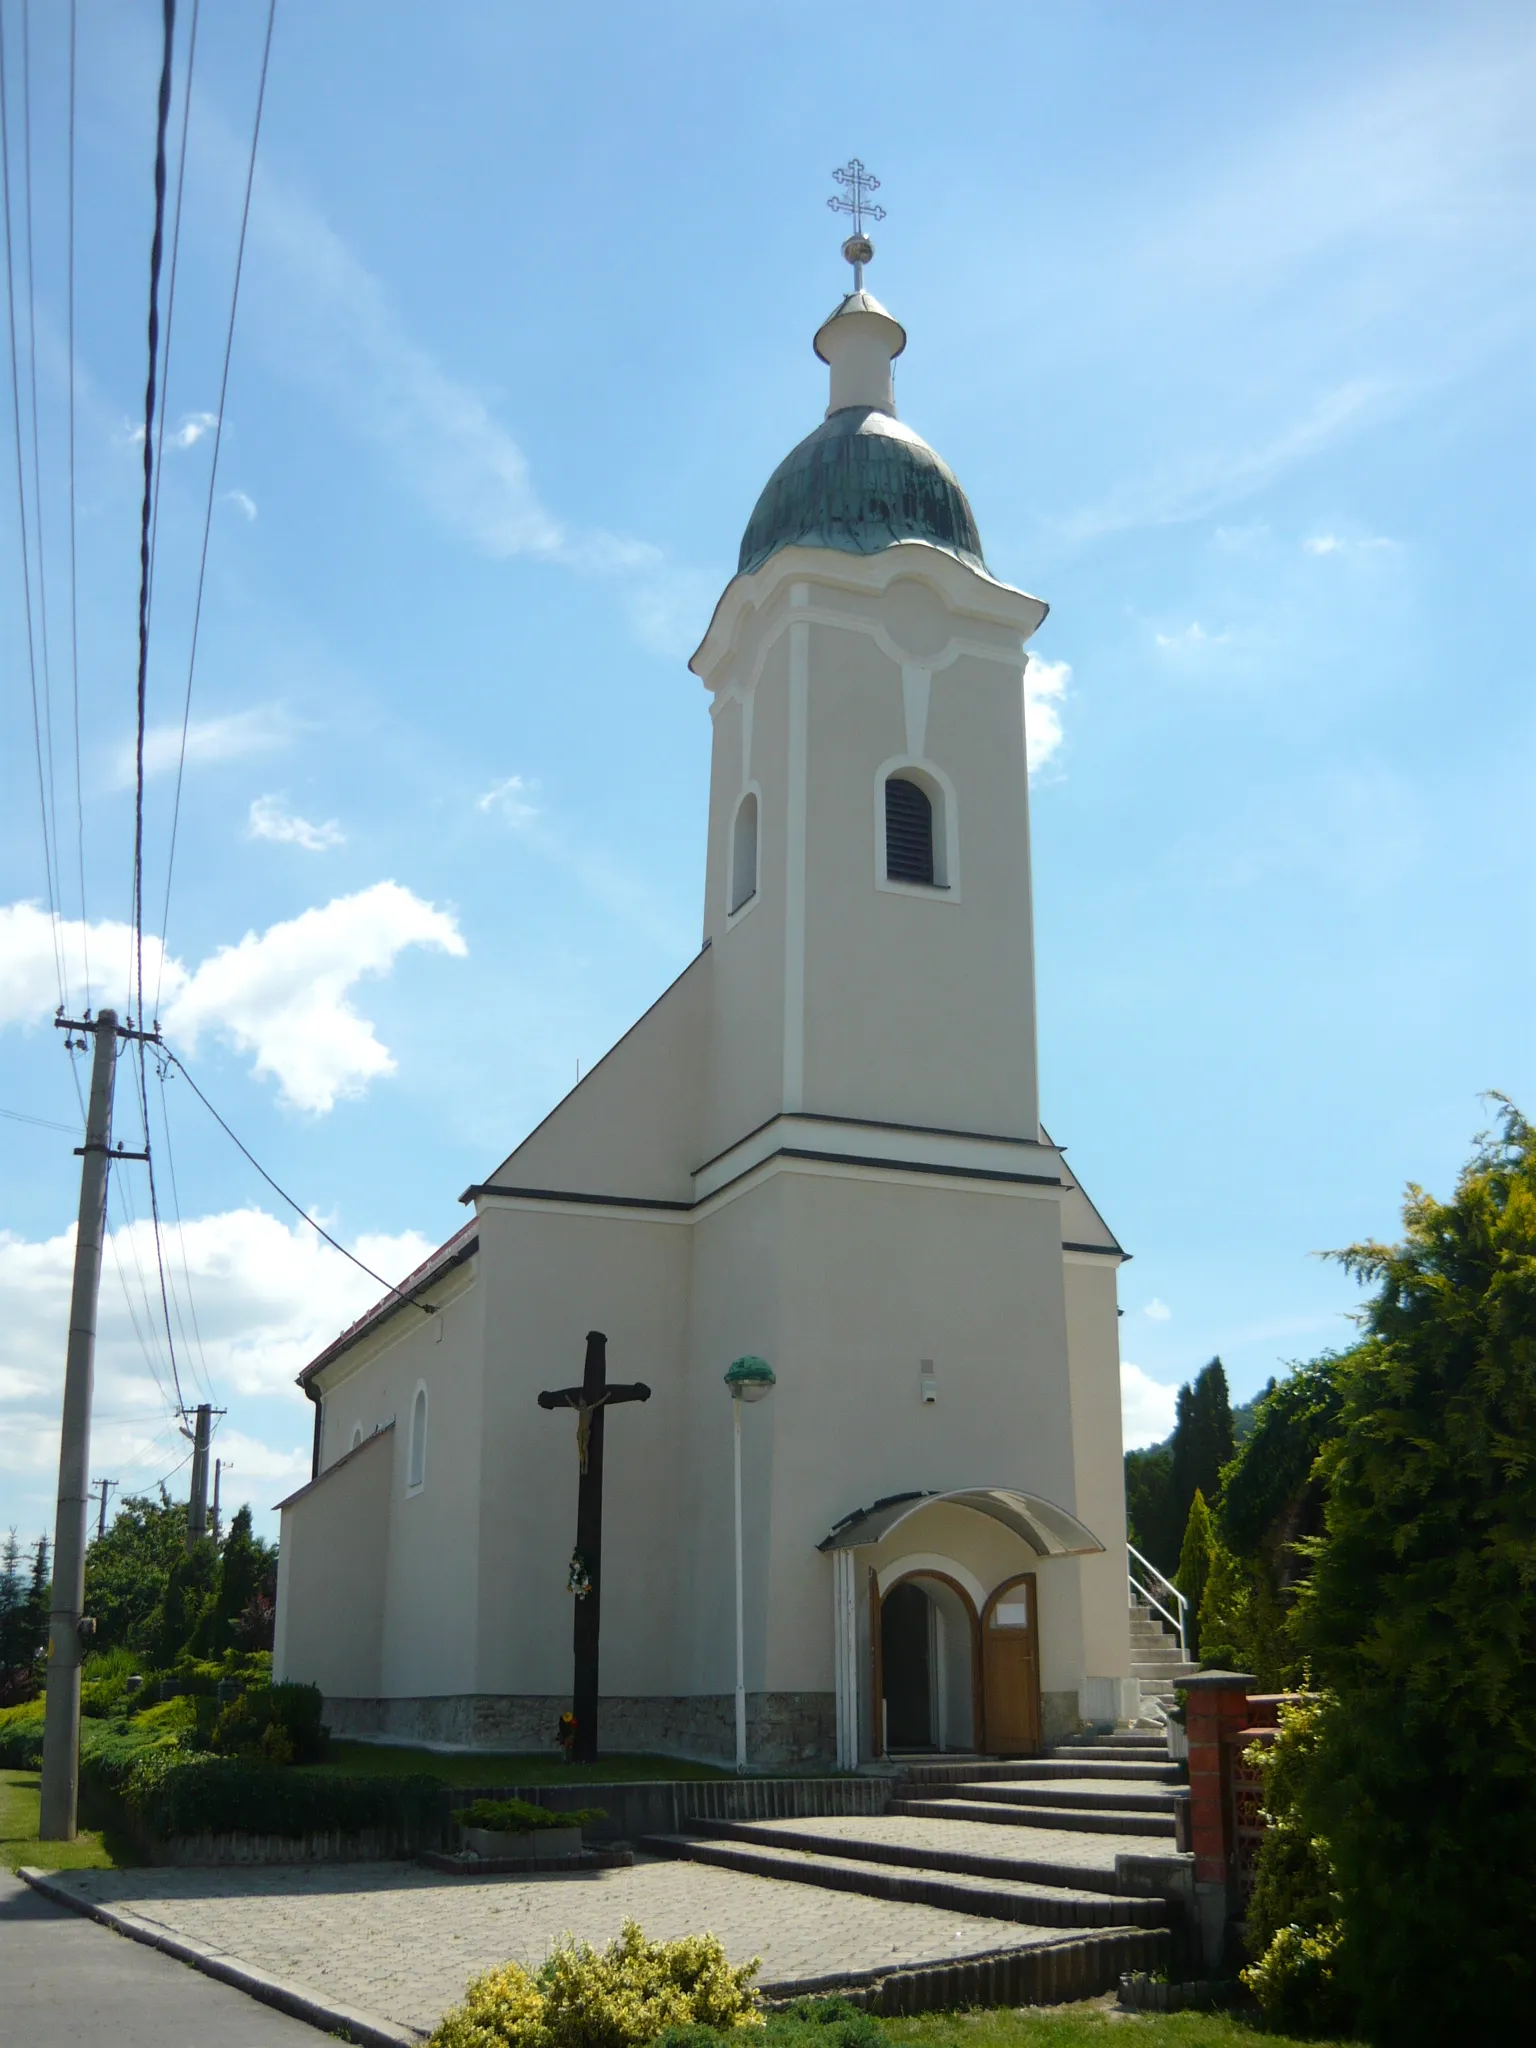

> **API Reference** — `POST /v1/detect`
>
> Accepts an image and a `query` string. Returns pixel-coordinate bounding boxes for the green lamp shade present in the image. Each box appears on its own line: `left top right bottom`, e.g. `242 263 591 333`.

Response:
725 1355 776 1402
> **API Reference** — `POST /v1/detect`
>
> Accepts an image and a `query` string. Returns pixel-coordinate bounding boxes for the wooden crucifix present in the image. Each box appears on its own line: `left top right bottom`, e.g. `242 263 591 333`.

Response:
537 1330 650 1764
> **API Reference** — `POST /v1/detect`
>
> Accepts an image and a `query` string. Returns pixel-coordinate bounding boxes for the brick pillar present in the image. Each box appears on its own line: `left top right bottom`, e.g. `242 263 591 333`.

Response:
1180 1669 1255 1971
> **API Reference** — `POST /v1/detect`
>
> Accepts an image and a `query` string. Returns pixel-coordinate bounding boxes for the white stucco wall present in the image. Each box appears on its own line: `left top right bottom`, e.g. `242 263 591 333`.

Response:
274 1425 393 1697
472 1200 693 1697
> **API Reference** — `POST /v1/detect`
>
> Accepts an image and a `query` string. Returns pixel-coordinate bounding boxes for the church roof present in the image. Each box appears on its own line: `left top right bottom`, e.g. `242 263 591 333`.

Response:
296 1218 478 1387
737 405 986 579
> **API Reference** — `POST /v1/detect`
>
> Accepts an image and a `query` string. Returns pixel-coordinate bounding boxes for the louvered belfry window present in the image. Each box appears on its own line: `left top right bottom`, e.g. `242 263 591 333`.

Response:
885 775 935 885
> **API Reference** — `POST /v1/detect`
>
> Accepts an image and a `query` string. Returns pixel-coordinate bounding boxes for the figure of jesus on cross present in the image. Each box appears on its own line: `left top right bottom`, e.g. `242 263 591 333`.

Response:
538 1332 650 1764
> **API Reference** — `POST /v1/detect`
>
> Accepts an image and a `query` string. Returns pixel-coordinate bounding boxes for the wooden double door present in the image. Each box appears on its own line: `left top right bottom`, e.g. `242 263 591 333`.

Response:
980 1573 1042 1755
873 1569 1041 1756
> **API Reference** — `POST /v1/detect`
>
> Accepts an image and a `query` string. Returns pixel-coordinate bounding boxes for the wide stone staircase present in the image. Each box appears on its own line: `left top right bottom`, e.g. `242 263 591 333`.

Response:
643 1731 1190 2003
1130 1600 1200 1714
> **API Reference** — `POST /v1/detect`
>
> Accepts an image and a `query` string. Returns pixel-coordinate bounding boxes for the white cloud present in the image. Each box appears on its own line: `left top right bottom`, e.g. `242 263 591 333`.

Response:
235 152 707 647
476 774 540 827
168 411 219 450
113 706 290 786
224 489 258 521
1142 1297 1172 1322
1303 532 1396 556
164 883 468 1113
1154 621 1230 653
0 1208 435 1530
1024 656 1069 775
248 795 345 851
0 902 178 1029
0 884 467 1112
1065 380 1395 542
1121 1362 1178 1450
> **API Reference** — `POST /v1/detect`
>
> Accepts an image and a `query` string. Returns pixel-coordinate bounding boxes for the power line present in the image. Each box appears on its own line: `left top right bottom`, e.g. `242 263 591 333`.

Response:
155 0 277 1007
19 0 67 1012
66 0 87 1005
0 2 63 1011
0 1104 80 1134
153 1060 210 1400
144 0 199 628
131 0 177 1041
163 1045 436 1320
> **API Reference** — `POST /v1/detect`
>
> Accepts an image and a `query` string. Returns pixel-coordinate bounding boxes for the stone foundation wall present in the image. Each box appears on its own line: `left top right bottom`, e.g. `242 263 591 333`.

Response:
324 1691 837 1768
1040 1689 1082 1749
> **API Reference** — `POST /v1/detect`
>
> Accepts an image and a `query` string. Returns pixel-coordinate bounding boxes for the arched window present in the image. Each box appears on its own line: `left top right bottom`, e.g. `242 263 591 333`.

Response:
885 776 935 886
350 1423 364 1451
730 790 759 914
407 1385 428 1492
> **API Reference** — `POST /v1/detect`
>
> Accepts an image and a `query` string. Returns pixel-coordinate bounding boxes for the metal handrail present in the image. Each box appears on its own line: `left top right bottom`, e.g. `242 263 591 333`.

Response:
1128 1540 1188 1657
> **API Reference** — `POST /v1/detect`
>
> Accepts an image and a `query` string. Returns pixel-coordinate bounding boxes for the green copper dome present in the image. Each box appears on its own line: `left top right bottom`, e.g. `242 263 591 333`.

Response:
738 405 986 578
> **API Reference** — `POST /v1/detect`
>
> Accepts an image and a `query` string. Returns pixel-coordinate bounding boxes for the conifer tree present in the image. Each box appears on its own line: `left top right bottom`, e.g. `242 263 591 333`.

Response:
1174 1489 1214 1657
0 1531 28 1704
1291 1099 1536 2044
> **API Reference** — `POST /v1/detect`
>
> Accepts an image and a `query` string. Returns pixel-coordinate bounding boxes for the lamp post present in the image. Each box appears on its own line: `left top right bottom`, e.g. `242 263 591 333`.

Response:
724 1355 775 1773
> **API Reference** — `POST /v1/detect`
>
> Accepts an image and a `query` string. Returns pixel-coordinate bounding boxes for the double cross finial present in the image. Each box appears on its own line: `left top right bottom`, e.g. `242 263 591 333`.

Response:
829 158 884 288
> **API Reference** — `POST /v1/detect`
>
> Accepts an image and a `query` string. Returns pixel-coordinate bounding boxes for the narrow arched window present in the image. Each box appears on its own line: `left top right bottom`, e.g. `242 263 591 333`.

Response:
885 776 935 885
730 791 758 913
407 1386 427 1491
350 1423 364 1451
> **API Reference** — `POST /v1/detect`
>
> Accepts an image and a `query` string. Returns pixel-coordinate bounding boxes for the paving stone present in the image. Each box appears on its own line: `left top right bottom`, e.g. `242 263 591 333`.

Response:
39 1857 1040 2036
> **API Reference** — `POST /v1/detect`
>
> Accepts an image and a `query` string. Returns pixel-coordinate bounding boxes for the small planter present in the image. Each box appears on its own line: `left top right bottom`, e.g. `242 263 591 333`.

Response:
460 1824 583 1861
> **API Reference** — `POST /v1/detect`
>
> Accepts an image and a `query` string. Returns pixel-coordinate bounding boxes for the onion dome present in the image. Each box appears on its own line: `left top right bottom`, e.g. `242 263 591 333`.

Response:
737 284 986 579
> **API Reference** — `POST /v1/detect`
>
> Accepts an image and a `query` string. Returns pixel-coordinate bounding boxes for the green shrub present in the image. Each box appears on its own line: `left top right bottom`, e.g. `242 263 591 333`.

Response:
209 1682 327 1764
457 1797 606 1832
0 1699 45 1767
430 1920 761 2048
1242 1924 1351 2037
1240 1699 1349 2036
657 2011 883 2048
761 1998 886 2048
81 1734 446 1839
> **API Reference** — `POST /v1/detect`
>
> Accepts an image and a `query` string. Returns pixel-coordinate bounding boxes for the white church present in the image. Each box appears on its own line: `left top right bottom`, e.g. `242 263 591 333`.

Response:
274 226 1136 1767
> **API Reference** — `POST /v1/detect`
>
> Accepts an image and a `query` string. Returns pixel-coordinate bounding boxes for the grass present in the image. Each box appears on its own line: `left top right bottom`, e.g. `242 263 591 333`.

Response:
301 1743 735 1787
885 2005 1357 2047
1 1767 139 1873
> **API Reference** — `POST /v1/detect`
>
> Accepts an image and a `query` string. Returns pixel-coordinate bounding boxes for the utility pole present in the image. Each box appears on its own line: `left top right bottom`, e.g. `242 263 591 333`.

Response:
185 1404 213 1548
90 1479 118 1542
39 1010 119 1840
211 1458 230 1545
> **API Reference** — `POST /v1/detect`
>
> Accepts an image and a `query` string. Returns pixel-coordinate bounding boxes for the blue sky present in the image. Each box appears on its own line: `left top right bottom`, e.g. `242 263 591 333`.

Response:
2 0 1532 1540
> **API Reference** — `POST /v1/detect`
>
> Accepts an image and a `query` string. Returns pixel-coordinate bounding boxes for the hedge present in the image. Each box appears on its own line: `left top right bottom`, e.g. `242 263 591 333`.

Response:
83 1738 446 1839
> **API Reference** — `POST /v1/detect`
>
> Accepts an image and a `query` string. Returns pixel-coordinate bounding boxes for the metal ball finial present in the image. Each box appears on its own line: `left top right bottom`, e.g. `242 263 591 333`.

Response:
842 232 874 269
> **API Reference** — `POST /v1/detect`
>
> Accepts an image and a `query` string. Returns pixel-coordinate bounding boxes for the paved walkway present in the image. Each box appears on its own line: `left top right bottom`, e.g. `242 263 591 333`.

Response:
36 1856 1054 2037
0 1869 320 2047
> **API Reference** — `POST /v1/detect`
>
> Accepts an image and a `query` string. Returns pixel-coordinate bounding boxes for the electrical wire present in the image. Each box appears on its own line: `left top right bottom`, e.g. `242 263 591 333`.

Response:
66 0 87 1004
154 0 277 1013
0 1105 80 1133
131 0 176 1040
0 2 63 1011
144 0 198 626
19 0 66 1012
153 1059 210 1400
163 1046 436 1319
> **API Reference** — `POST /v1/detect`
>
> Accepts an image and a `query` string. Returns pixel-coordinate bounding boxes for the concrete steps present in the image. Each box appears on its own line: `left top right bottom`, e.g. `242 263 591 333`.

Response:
938 1778 1178 1815
891 1795 1176 1839
641 1826 1165 1930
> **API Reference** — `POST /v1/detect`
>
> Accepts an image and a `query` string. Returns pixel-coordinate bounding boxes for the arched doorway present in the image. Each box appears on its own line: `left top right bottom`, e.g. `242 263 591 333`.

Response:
980 1573 1042 1755
877 1571 978 1753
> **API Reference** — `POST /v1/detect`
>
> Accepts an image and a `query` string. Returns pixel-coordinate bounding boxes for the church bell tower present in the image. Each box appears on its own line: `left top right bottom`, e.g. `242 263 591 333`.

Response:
690 205 1052 1162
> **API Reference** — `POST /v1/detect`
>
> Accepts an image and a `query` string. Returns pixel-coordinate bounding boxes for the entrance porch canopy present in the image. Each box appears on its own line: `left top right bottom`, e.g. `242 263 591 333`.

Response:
818 1487 1104 1558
